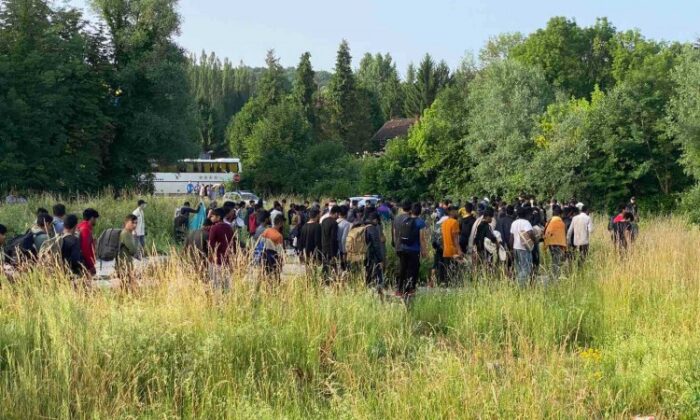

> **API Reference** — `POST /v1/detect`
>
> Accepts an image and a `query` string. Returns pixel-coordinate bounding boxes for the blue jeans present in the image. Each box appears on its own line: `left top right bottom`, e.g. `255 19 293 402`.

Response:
514 249 532 286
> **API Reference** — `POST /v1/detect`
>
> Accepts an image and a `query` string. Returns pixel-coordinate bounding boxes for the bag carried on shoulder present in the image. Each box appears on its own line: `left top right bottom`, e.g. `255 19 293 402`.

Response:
96 228 122 261
346 225 370 263
399 217 418 246
3 230 36 264
519 230 535 252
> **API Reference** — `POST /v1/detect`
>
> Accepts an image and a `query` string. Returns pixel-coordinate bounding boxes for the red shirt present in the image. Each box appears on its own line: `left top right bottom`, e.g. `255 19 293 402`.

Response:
77 220 95 274
208 222 234 265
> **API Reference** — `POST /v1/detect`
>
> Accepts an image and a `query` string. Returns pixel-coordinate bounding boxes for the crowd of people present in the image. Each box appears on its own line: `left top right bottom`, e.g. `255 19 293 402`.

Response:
0 194 640 296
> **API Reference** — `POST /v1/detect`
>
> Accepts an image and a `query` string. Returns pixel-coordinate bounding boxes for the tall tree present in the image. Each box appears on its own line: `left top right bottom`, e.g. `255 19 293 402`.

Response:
0 0 110 192
293 51 317 131
91 0 198 188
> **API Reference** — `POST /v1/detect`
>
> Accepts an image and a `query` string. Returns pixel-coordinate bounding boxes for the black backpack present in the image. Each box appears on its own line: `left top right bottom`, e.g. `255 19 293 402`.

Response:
4 230 36 264
95 228 122 262
399 217 419 246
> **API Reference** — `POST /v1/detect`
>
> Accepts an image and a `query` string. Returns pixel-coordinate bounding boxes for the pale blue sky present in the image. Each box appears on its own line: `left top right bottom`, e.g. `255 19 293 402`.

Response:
67 0 699 73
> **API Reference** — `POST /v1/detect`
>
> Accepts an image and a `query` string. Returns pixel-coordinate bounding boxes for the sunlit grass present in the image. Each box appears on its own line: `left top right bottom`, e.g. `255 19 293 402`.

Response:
1 196 699 417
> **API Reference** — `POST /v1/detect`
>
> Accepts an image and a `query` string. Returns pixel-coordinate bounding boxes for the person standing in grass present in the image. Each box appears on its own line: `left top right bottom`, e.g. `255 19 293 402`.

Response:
568 205 593 263
337 206 352 271
299 208 322 265
364 212 386 292
208 208 234 290
395 203 427 296
132 200 147 254
320 206 340 282
543 205 567 281
117 215 141 289
52 204 66 235
474 207 499 269
441 206 462 284
259 215 285 280
77 209 99 276
31 213 53 253
60 215 84 277
510 207 535 286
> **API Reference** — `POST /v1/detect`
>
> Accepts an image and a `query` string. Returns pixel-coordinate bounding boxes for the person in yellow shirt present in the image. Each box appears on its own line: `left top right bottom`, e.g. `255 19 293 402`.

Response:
543 205 567 280
441 206 462 283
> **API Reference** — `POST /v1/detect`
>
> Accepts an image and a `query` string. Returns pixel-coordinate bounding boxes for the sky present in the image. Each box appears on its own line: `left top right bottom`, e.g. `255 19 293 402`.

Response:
68 0 699 74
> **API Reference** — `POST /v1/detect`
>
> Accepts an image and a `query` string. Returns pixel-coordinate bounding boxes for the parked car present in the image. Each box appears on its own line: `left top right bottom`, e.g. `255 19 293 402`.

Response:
349 195 380 208
224 190 261 204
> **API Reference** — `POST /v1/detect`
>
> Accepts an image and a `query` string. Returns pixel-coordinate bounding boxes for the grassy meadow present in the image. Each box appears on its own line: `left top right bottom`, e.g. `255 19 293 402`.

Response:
1 195 700 418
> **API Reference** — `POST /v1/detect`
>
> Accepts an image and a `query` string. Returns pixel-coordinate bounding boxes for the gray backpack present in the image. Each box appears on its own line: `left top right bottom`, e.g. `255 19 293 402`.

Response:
96 229 122 261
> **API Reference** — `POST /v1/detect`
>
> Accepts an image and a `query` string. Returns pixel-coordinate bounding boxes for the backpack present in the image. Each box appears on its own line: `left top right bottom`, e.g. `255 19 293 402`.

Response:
38 234 67 262
95 228 122 262
399 217 418 246
4 231 36 264
346 225 370 263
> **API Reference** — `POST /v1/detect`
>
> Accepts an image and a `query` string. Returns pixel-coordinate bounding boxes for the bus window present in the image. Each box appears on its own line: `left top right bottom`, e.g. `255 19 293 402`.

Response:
159 164 177 172
186 163 195 173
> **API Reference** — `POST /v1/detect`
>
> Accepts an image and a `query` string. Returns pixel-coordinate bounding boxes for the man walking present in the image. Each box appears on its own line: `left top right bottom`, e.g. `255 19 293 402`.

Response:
132 200 147 254
396 203 427 297
441 206 462 283
568 205 593 263
208 208 234 290
321 206 340 282
337 206 352 270
510 207 536 286
117 214 141 289
77 209 99 276
543 205 567 281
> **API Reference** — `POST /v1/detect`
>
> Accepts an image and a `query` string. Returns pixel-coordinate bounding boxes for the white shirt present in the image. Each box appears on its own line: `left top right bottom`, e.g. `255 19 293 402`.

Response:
270 209 283 224
510 218 533 251
132 207 145 236
337 218 352 254
568 213 593 246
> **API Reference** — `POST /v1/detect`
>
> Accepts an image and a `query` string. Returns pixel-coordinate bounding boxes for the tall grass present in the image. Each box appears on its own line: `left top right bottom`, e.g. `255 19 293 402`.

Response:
1 197 700 417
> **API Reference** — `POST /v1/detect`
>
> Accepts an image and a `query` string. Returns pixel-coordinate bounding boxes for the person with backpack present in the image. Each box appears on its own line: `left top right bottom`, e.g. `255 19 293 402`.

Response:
174 201 195 244
395 203 427 297
337 206 352 271
299 208 322 265
474 207 500 268
185 219 213 259
258 215 285 280
52 204 66 235
510 207 536 286
543 205 567 281
132 200 147 253
208 208 234 290
60 215 83 276
78 208 99 276
116 215 140 289
31 213 53 253
459 202 476 254
320 206 340 282
363 212 385 292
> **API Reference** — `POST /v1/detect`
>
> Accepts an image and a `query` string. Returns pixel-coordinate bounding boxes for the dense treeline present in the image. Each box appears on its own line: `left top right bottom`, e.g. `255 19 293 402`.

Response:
3 1 700 213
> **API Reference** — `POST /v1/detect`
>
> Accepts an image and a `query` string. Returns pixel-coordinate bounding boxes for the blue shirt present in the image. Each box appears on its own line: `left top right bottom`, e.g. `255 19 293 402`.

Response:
52 218 64 235
404 217 426 253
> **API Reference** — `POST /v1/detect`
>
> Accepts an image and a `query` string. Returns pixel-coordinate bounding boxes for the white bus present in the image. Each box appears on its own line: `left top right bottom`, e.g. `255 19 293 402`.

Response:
149 158 242 195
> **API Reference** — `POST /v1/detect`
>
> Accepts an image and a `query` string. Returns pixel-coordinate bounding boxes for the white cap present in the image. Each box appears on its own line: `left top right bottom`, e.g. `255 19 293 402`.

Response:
576 202 584 210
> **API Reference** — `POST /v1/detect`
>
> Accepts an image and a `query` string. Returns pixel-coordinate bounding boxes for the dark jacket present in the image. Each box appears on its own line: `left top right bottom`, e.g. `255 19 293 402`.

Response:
365 223 385 263
299 222 322 261
495 215 514 249
321 217 339 259
61 234 83 275
459 215 476 252
208 222 234 265
475 221 497 254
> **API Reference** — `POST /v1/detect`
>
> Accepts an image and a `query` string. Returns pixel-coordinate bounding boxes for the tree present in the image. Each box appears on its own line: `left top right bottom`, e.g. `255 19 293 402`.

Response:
0 0 110 192
326 40 377 152
91 0 198 188
357 52 404 121
512 17 615 98
361 138 429 201
465 60 553 196
479 32 524 66
293 51 317 131
668 46 700 180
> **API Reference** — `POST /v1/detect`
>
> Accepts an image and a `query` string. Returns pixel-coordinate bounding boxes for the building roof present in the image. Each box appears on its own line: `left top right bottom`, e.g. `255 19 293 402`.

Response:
371 118 417 148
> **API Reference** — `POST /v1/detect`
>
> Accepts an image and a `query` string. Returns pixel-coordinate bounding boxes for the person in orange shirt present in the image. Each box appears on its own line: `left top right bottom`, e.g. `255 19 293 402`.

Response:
543 205 567 281
441 206 462 282
260 215 285 280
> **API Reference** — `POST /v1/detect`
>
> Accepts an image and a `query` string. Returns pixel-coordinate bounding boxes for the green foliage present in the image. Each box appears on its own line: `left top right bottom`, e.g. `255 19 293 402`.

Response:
0 0 109 192
402 54 451 117
360 138 429 201
356 53 404 121
91 0 199 189
511 17 616 98
465 59 553 196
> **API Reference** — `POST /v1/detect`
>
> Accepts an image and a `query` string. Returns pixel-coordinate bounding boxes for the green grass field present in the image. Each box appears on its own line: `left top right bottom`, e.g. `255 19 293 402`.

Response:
1 196 699 418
